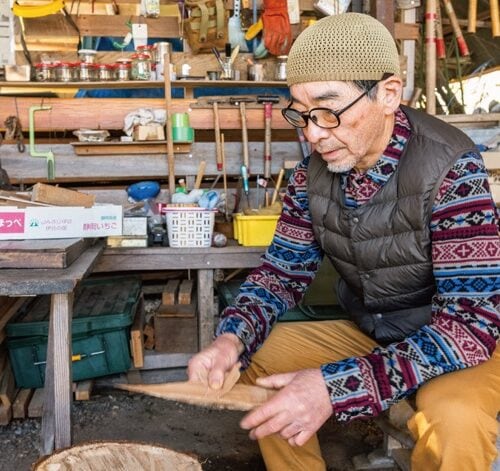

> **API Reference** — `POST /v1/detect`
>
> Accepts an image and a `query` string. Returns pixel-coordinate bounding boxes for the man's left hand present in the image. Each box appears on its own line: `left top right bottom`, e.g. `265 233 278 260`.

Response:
240 368 333 446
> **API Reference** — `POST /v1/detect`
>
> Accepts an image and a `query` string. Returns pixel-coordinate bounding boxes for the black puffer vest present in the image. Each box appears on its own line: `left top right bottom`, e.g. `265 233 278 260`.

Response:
308 106 476 343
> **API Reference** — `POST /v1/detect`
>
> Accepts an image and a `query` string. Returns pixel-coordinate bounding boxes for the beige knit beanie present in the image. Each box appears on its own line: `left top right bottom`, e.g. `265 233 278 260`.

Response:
287 13 400 86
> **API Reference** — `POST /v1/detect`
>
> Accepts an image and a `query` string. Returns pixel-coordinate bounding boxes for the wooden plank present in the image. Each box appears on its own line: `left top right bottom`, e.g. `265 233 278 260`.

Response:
197 269 214 349
156 301 196 318
32 183 95 207
130 296 145 369
0 239 90 269
178 279 194 305
75 380 93 401
161 279 181 306
1 142 301 185
71 141 192 156
28 388 45 418
114 381 276 411
12 388 34 419
73 15 181 38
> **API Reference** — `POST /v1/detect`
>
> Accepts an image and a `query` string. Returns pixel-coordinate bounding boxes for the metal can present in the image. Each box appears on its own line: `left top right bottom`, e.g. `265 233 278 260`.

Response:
275 55 287 81
131 53 152 80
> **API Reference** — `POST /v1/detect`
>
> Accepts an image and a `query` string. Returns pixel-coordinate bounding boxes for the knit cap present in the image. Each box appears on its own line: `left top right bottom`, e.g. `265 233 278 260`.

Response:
286 13 400 86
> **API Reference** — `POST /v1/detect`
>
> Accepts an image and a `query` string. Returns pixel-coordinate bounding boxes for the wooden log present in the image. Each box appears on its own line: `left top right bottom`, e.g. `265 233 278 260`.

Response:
12 389 34 419
33 441 202 470
115 381 276 411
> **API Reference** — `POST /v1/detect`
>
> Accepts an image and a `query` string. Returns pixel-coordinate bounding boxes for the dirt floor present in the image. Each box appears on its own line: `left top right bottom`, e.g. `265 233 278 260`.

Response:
0 387 387 471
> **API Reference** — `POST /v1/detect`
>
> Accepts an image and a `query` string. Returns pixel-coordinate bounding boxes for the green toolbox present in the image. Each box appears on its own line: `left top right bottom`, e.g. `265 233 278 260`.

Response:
6 277 141 389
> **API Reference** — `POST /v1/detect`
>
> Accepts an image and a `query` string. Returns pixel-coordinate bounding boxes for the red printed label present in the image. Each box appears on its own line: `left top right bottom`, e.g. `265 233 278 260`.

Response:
0 212 25 234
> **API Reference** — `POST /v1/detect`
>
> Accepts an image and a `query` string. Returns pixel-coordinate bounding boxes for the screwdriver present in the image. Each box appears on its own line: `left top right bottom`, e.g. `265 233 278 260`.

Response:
33 350 105 366
241 164 251 209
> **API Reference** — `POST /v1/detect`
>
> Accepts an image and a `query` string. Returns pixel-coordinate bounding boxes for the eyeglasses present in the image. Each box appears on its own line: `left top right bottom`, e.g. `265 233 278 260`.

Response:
281 74 390 129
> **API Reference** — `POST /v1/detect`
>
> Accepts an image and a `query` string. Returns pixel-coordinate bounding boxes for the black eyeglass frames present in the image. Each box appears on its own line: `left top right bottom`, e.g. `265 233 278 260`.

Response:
281 73 393 130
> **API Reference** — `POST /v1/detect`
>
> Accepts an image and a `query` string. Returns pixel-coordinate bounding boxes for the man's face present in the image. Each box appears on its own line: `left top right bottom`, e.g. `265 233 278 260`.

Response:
289 80 391 173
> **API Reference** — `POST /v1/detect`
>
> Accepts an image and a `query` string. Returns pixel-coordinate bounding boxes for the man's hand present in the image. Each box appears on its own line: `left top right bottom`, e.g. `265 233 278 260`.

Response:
240 369 333 446
187 334 244 390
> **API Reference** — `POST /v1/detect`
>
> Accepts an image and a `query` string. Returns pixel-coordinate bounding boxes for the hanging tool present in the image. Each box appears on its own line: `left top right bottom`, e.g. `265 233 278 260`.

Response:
241 164 251 208
442 0 470 56
4 115 25 153
163 48 176 196
29 105 55 180
468 0 477 33
194 160 206 190
435 2 446 60
257 95 280 194
424 0 437 115
34 350 105 366
229 96 255 173
206 98 223 171
221 133 229 220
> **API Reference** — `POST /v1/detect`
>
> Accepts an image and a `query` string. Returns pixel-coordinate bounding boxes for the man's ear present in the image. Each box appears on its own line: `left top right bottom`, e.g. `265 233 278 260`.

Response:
379 75 403 113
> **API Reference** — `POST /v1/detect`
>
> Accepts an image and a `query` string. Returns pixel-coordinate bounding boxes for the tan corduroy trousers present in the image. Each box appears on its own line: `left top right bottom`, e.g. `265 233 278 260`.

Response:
240 320 500 471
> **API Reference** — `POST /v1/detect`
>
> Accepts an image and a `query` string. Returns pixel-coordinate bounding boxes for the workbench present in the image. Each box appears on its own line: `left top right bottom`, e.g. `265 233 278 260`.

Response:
0 240 265 455
0 241 104 455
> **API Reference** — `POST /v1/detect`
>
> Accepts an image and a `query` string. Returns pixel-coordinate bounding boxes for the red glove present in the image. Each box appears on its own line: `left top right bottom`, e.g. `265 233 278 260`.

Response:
261 0 292 56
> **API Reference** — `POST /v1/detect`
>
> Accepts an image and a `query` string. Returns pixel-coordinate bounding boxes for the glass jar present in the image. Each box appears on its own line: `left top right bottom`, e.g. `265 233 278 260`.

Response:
54 62 76 82
35 62 55 82
136 45 156 63
78 62 97 81
131 53 152 80
115 61 131 81
275 55 287 81
97 63 114 81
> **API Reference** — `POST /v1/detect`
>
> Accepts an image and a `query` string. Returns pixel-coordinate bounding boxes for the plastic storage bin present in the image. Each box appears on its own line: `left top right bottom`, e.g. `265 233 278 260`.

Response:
233 213 279 246
6 277 141 389
165 207 216 248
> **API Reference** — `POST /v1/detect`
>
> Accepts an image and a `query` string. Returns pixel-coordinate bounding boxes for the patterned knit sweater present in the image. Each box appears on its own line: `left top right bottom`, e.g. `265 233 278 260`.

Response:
217 108 500 422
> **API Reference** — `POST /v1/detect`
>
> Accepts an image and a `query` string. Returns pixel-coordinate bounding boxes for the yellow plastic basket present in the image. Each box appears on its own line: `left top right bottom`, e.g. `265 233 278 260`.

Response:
233 213 279 246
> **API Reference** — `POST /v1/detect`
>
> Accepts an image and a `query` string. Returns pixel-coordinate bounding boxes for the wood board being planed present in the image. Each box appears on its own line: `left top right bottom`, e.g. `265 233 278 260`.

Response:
115 381 276 411
0 239 91 269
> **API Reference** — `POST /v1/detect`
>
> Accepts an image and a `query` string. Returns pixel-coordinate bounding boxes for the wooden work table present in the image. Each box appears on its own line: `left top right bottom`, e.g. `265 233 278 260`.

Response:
0 241 105 455
0 239 266 455
94 243 266 348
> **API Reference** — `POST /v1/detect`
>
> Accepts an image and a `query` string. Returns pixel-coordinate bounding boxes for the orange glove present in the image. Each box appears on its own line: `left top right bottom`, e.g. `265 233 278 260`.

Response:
261 0 292 56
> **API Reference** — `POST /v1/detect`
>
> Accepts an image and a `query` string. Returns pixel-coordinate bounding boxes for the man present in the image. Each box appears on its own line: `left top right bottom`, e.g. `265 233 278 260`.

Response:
188 13 500 471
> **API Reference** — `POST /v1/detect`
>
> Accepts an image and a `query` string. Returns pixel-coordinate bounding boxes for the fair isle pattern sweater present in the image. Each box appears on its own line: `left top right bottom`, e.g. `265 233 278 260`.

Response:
217 108 500 422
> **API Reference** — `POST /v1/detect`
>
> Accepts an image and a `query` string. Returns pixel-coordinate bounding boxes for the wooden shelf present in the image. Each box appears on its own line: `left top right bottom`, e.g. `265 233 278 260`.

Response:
0 80 288 90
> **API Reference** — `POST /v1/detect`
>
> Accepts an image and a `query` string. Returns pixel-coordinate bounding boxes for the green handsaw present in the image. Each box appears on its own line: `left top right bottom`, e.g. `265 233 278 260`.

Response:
29 105 55 180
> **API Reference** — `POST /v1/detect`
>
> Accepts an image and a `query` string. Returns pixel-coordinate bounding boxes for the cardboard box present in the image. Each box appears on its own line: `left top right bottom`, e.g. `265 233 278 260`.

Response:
0 205 122 240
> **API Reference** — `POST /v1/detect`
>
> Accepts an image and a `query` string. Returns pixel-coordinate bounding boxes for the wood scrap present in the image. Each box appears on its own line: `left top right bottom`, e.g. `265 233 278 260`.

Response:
0 404 12 426
32 182 95 208
115 381 276 411
0 364 17 407
12 389 34 419
28 388 44 418
75 380 93 401
162 279 181 305
130 296 145 368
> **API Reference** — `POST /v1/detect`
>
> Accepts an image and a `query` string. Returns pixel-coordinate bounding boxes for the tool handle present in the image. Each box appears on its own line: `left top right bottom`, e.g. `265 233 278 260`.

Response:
240 102 250 172
264 103 272 179
468 0 477 33
163 50 176 195
241 164 249 194
271 168 285 205
194 160 206 189
491 0 500 37
424 0 437 115
213 103 222 171
435 3 446 59
442 0 470 56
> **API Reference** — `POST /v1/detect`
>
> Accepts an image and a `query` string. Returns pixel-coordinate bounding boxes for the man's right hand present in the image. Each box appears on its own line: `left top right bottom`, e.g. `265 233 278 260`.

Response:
187 333 244 390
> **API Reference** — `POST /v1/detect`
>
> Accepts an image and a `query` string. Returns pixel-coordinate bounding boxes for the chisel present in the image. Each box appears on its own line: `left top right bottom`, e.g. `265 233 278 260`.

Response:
241 164 251 208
